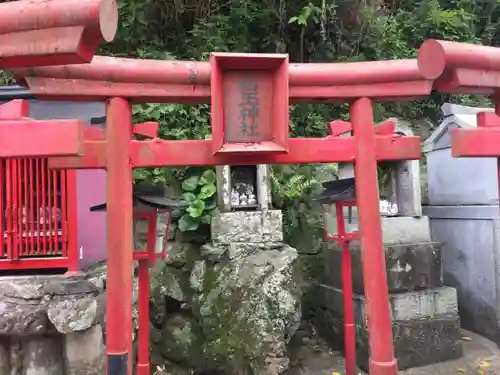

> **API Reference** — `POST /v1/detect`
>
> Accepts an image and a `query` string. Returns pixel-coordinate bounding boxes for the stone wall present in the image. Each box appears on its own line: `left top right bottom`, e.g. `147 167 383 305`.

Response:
0 275 105 375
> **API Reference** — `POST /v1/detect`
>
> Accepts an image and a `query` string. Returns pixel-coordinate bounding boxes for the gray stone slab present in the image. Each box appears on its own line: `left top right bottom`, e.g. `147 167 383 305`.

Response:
324 242 443 293
211 210 283 243
328 215 431 245
321 285 458 322
381 216 431 245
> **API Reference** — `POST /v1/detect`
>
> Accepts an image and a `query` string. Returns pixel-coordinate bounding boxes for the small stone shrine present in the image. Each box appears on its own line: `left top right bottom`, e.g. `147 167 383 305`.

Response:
213 163 278 240
316 120 463 370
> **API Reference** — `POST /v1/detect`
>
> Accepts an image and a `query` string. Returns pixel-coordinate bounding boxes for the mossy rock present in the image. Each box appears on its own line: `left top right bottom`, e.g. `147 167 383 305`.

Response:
159 314 203 366
190 244 302 374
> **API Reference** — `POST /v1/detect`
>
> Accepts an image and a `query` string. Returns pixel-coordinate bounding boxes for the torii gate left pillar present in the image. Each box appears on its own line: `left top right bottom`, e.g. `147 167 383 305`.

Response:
15 52 436 375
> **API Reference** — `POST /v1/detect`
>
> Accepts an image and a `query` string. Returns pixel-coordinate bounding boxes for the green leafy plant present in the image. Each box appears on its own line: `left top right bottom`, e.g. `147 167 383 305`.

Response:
174 169 219 232
270 164 327 244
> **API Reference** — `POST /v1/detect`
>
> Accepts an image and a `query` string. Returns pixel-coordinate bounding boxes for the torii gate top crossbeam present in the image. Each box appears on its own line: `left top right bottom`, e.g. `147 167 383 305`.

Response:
418 39 500 96
0 0 117 68
13 54 436 102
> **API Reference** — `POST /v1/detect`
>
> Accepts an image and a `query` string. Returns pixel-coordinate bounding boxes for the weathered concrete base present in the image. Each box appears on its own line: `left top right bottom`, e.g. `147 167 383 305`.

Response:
316 285 463 370
324 242 443 293
211 210 283 243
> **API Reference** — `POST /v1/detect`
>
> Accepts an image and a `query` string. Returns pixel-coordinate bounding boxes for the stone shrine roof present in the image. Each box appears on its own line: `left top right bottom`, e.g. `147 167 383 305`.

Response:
422 102 494 153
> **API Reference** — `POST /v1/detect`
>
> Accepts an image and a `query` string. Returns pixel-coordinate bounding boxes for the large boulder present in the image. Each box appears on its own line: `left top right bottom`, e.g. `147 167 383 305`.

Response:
189 242 302 374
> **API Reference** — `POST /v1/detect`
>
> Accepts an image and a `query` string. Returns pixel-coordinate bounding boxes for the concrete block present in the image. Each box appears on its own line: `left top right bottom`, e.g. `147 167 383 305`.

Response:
324 242 443 293
322 284 458 322
211 210 283 243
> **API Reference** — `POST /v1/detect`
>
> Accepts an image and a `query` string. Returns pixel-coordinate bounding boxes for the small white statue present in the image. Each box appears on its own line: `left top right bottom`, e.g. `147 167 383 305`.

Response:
231 188 240 206
247 185 257 205
239 192 248 205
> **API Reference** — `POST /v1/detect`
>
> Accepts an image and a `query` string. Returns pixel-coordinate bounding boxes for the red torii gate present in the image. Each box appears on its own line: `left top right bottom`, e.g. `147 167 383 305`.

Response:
12 49 441 375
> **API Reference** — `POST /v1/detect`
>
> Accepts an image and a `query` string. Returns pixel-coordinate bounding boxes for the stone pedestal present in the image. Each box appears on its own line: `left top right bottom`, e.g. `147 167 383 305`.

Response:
211 210 283 243
317 232 463 369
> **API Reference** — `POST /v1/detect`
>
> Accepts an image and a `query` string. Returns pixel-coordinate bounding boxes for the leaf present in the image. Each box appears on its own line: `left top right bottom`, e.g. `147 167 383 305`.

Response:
479 359 491 368
198 183 216 199
187 200 205 218
201 213 212 224
199 169 216 185
182 176 200 192
205 199 217 210
178 214 200 232
171 208 183 219
182 192 197 203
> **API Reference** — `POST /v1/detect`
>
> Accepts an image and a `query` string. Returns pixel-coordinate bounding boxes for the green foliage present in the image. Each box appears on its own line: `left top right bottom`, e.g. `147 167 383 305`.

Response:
176 170 218 232
270 164 329 245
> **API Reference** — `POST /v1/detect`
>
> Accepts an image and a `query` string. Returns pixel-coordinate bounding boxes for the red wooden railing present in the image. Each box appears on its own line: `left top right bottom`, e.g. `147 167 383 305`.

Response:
0 158 77 271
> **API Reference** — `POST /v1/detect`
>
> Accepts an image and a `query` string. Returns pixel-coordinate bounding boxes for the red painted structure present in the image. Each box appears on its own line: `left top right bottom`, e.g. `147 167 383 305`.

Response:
133 206 172 375
0 98 81 271
323 118 397 375
0 0 117 271
0 151 78 271
323 199 359 375
13 53 434 375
